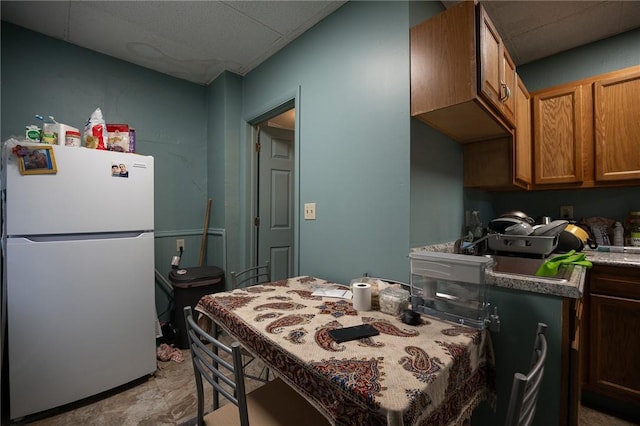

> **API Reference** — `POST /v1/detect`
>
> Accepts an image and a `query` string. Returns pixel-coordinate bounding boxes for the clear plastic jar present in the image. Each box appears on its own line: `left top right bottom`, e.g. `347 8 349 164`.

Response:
379 287 409 316
65 130 81 147
625 211 640 247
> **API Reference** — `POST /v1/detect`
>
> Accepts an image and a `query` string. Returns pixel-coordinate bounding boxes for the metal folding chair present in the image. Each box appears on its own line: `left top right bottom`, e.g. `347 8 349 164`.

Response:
230 262 271 289
183 306 329 426
505 322 548 426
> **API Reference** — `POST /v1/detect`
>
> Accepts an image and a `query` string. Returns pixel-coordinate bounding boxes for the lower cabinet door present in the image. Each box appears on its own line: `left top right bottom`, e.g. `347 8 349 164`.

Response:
587 293 640 404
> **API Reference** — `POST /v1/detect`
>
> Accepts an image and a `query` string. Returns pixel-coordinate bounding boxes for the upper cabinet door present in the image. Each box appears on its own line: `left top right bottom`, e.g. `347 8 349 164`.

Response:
479 6 501 107
594 68 640 181
533 85 585 185
478 5 515 126
514 75 532 187
501 49 517 121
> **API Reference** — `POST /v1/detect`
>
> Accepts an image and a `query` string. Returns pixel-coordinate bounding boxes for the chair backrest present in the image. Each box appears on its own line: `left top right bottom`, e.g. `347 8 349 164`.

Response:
505 322 548 426
230 261 271 289
183 306 250 426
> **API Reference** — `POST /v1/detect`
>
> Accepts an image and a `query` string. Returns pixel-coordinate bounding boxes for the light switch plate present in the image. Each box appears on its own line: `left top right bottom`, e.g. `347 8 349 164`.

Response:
304 203 316 220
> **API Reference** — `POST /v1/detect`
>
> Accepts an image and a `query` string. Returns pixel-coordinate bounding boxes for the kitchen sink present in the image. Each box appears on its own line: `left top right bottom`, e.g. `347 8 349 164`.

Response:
483 254 575 282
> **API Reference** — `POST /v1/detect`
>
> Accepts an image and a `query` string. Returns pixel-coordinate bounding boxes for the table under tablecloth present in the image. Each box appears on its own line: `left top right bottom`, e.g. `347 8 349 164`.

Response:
196 275 495 426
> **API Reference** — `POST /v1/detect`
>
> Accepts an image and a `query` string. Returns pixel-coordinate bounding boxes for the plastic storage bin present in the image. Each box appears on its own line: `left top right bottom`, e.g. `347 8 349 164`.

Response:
409 252 492 329
169 266 224 349
379 287 410 316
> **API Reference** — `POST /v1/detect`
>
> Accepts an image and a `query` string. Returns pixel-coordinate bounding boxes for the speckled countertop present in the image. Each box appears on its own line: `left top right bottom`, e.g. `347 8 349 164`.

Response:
411 244 640 299
583 248 640 268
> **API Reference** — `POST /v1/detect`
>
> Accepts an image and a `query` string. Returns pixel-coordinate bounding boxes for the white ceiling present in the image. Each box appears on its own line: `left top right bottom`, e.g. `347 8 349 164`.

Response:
2 1 640 86
1 1 346 85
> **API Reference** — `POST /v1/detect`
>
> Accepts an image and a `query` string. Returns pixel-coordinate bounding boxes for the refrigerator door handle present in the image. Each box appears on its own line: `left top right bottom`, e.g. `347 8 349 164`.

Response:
10 231 151 242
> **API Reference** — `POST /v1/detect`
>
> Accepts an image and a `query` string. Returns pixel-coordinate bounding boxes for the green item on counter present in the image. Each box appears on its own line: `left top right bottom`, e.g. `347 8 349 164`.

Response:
535 250 592 277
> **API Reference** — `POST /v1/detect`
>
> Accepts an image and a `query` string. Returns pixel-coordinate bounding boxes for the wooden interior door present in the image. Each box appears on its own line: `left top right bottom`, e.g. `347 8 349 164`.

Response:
257 125 295 281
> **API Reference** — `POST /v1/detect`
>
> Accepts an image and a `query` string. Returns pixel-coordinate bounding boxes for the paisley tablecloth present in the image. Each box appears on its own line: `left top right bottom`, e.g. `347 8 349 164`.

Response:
196 276 495 426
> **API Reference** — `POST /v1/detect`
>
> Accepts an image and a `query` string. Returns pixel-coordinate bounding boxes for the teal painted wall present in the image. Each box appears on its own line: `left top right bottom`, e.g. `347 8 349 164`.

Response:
1 24 210 235
520 28 640 91
206 72 244 280
410 119 465 247
241 1 420 283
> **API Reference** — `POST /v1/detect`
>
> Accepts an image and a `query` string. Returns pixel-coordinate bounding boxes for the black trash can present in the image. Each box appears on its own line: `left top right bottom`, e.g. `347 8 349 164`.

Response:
169 265 225 349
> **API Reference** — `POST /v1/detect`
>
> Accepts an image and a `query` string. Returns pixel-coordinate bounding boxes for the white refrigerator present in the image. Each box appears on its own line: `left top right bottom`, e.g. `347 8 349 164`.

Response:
1 142 157 420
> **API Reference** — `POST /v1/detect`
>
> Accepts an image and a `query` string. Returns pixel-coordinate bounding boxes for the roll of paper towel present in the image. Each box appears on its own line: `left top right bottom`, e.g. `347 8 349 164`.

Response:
352 282 372 311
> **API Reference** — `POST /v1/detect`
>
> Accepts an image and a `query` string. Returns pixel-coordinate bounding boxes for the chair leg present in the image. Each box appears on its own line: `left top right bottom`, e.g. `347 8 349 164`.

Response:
211 317 270 385
257 365 270 381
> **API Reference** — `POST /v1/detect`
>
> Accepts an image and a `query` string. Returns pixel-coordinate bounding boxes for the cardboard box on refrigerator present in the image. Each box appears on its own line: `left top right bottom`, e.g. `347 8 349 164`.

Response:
106 124 130 152
42 123 80 146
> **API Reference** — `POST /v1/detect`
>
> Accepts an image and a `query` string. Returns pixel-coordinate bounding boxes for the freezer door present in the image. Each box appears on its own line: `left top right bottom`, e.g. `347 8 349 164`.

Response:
4 145 153 235
7 232 156 419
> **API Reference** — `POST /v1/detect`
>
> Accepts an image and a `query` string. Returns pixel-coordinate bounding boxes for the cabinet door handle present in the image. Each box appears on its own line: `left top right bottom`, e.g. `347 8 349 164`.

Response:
500 83 511 102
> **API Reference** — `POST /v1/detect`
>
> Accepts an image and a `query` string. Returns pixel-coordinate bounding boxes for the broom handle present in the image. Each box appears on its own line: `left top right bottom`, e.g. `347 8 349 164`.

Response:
199 199 212 266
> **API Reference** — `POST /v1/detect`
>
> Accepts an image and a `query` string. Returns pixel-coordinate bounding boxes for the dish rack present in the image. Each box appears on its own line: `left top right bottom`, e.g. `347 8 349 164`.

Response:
487 233 559 257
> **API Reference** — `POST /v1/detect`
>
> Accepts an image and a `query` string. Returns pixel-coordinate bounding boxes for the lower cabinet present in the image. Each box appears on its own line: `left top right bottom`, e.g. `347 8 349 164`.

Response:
581 265 640 420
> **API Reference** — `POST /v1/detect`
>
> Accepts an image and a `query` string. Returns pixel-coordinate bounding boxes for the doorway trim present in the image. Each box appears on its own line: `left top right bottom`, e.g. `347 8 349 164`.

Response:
244 86 301 277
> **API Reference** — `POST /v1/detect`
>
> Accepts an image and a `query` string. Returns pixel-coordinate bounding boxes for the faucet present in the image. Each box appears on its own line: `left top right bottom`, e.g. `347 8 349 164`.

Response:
454 233 494 255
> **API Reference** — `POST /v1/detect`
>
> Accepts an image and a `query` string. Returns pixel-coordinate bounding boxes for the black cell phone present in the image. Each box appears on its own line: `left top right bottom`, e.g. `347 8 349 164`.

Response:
328 324 380 343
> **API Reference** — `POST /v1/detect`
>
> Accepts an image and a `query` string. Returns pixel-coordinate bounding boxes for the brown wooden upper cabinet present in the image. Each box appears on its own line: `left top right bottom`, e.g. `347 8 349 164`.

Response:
594 68 640 181
478 5 516 125
532 83 587 185
410 1 513 143
532 65 640 189
514 75 532 187
411 3 640 192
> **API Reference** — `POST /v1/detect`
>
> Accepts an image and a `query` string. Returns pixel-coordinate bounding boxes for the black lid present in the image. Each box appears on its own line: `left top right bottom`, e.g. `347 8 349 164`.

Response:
169 266 224 284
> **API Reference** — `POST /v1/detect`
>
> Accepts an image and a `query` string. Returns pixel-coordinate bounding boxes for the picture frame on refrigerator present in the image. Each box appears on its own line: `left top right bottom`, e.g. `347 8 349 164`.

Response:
17 145 57 175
